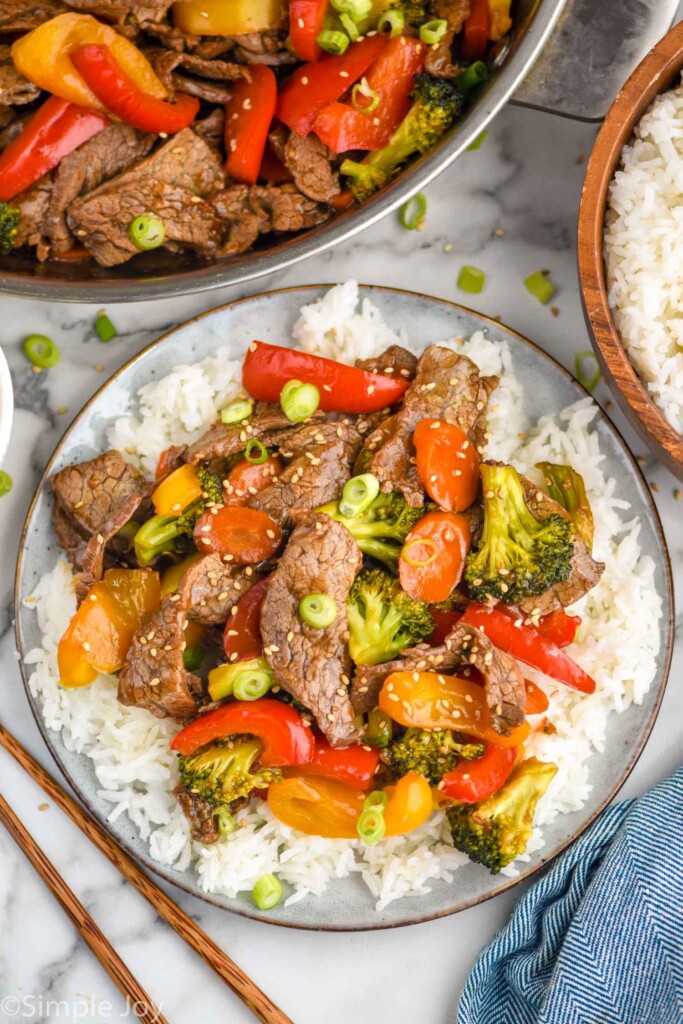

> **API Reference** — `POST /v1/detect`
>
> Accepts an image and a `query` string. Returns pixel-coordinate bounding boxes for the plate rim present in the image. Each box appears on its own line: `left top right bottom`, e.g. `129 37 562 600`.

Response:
14 283 675 932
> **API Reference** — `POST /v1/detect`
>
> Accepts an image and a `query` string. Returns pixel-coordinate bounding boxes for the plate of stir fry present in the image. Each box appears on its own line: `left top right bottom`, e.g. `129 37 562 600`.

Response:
16 284 671 928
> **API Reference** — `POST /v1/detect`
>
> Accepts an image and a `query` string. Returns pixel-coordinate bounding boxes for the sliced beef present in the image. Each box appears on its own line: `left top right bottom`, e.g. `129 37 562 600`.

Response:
76 483 153 599
280 132 341 204
351 659 404 715
118 595 199 719
12 176 52 255
53 503 89 569
424 0 470 78
45 123 155 258
64 0 173 34
0 46 40 107
67 129 225 267
261 512 362 747
0 0 67 32
178 553 263 626
186 402 316 464
363 345 498 507
147 48 246 104
517 476 604 615
0 109 31 149
213 183 330 256
355 345 418 381
232 30 295 66
174 786 220 844
193 108 225 150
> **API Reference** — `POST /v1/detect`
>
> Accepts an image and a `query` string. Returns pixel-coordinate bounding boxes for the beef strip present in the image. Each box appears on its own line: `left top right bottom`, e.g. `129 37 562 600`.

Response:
261 512 362 746
193 108 225 150
147 48 246 104
53 503 90 569
0 45 40 107
67 129 225 267
232 30 295 66
12 176 52 256
174 786 220 844
351 659 404 715
0 105 12 130
0 0 68 33
355 345 418 381
186 402 320 464
45 123 155 258
76 482 153 599
213 183 330 256
424 0 470 78
64 0 172 34
0 109 31 148
178 553 263 626
118 595 200 719
362 345 498 507
517 476 604 615
279 132 341 204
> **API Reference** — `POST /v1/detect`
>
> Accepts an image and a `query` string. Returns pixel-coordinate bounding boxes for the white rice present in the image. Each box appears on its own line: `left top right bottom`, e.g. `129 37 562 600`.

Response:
604 82 683 434
25 283 662 909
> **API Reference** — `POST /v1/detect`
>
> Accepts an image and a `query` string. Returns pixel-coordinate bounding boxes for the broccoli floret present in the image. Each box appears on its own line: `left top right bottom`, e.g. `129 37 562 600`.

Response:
347 567 433 665
318 491 426 572
447 757 557 873
0 202 20 256
178 736 282 816
536 462 594 550
134 467 223 566
383 728 484 785
387 0 431 25
341 74 465 201
465 463 574 604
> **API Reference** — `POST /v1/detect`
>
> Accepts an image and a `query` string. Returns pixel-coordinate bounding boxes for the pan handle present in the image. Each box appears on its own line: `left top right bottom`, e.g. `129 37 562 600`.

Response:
512 0 680 121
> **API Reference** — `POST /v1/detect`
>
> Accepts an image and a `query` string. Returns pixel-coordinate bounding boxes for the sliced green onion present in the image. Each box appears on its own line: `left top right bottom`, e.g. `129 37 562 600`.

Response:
402 537 438 568
340 12 360 39
23 334 60 369
420 18 448 43
575 351 602 393
280 379 320 423
208 657 268 702
94 313 117 343
317 29 350 55
467 129 488 151
457 265 486 294
363 790 388 811
215 807 235 836
128 214 165 250
253 873 283 910
365 708 393 748
182 646 204 672
331 0 372 17
524 270 555 305
378 9 404 35
299 593 338 628
454 61 488 94
221 397 253 424
356 807 386 845
244 438 268 464
400 192 427 231
233 667 273 701
351 78 380 113
339 472 380 517
0 470 12 497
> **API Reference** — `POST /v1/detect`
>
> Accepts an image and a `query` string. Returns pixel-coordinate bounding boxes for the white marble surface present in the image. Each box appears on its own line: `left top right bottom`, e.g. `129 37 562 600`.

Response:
0 99 681 1024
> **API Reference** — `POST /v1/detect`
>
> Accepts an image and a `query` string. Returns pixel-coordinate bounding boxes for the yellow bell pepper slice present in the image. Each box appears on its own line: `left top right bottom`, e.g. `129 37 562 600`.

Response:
12 13 167 113
487 0 512 41
152 464 202 516
383 772 434 836
172 0 285 36
160 553 205 648
268 775 365 838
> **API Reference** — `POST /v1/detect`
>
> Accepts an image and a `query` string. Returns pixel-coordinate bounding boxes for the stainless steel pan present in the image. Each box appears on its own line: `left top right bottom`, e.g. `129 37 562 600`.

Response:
0 0 677 302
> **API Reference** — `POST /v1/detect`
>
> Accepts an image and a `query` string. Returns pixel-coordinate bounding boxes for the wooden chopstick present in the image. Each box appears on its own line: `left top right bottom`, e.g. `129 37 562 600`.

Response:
0 724 293 1024
0 790 169 1024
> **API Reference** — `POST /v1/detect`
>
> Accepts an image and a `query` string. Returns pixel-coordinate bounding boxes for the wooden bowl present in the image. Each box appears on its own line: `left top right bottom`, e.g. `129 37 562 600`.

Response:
578 20 683 480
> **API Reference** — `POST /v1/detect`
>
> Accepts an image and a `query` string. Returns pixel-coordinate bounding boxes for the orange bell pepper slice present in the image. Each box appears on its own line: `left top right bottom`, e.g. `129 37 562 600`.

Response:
152 464 202 516
378 670 530 748
383 772 434 836
268 775 364 838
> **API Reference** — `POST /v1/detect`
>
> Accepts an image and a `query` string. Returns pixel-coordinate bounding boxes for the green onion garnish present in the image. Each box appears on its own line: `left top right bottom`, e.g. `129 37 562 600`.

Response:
182 646 204 672
378 9 404 35
400 192 427 231
317 29 350 55
215 807 235 836
420 18 448 44
454 61 488 94
0 470 12 497
221 397 253 424
351 79 380 113
457 265 486 294
95 313 117 343
575 351 602 393
340 12 360 40
244 438 268 464
524 270 555 305
252 873 283 910
356 807 386 845
233 666 273 701
128 214 165 250
339 472 380 517
23 334 60 369
299 593 338 628
280 379 320 423
331 0 372 18
363 790 388 812
467 129 488 151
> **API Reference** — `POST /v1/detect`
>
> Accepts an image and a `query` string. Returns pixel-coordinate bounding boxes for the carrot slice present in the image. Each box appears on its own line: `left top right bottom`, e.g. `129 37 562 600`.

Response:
399 511 471 603
414 418 480 512
194 506 282 563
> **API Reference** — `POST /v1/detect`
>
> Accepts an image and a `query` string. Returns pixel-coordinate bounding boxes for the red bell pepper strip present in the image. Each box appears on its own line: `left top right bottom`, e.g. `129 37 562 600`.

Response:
292 736 380 790
242 341 409 414
441 743 517 803
496 605 581 649
461 603 596 695
312 37 425 154
277 34 388 136
70 44 199 134
462 0 490 60
170 698 315 767
0 95 108 203
223 576 271 663
289 0 328 62
428 608 462 647
225 66 277 185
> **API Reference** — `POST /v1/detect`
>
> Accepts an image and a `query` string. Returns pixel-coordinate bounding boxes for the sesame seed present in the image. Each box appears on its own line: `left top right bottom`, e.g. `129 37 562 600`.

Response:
339 71 349 78
82 641 91 652
287 630 294 642
150 677 160 687
301 74 309 83
327 713 336 722
387 693 400 702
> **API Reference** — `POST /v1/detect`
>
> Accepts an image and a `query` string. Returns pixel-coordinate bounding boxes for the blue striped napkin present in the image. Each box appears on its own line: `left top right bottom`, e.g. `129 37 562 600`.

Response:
456 768 683 1024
